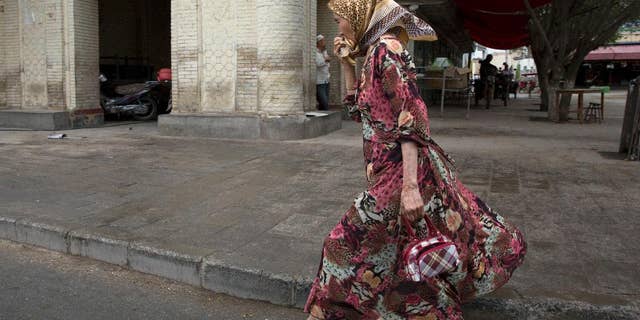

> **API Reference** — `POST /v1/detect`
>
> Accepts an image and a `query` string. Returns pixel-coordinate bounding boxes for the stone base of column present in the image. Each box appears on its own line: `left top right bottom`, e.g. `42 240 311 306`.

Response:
158 111 343 140
0 109 104 131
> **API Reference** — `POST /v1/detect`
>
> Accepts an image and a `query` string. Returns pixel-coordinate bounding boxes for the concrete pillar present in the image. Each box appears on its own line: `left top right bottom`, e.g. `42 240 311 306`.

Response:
160 0 341 140
0 0 102 130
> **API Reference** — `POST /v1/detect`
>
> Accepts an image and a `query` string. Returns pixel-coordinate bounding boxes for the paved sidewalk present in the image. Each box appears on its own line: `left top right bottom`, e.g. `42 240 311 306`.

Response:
1 92 639 318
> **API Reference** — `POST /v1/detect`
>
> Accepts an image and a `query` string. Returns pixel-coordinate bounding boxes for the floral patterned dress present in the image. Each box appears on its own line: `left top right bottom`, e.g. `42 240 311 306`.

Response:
304 35 527 320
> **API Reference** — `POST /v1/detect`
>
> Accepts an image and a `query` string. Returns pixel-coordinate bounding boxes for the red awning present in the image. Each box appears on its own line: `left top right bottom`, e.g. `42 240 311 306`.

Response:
454 0 551 13
585 45 640 61
453 0 552 49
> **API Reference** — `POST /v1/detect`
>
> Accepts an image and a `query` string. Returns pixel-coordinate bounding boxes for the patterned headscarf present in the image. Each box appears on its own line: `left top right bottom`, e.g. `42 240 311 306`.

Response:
329 0 437 65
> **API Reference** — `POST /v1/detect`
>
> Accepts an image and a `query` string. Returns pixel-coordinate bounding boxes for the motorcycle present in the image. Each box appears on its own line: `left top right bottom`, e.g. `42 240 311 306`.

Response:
99 69 172 121
474 74 510 108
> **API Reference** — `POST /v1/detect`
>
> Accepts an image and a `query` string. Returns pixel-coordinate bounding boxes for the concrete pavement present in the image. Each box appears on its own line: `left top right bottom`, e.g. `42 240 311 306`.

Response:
1 91 639 318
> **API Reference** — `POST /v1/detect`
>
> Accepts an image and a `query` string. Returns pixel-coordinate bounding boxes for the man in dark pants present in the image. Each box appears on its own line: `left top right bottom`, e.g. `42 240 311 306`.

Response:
316 34 331 111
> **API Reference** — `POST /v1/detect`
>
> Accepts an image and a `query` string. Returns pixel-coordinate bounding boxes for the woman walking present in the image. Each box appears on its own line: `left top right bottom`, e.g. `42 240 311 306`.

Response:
305 1 526 319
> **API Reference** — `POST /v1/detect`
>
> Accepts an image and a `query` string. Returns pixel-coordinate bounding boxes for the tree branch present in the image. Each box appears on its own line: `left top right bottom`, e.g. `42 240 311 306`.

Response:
524 0 555 58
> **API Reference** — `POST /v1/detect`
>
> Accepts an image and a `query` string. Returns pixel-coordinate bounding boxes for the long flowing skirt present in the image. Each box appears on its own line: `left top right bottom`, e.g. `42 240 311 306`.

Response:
305 145 526 320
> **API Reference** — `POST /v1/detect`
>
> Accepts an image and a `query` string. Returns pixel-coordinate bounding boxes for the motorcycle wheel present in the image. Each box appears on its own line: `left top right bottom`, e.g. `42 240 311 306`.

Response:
132 96 158 121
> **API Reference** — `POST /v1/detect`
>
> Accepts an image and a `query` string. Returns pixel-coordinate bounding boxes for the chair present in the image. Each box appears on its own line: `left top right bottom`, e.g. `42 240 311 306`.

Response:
585 102 602 123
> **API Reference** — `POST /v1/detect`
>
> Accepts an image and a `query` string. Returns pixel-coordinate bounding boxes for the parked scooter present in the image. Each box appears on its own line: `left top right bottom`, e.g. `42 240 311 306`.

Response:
99 69 172 121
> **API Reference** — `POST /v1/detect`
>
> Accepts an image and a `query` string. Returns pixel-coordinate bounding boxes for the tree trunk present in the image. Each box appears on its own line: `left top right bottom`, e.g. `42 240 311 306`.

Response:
545 78 561 122
560 69 580 116
558 79 574 122
531 49 549 112
535 54 582 121
536 59 564 121
538 71 551 112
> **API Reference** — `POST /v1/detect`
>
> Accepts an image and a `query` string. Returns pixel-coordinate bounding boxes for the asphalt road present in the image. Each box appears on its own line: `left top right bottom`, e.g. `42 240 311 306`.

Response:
2 240 635 320
0 240 305 320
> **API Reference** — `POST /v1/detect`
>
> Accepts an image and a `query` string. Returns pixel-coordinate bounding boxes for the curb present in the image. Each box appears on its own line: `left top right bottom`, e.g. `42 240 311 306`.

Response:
128 243 202 287
1 216 638 318
0 216 307 307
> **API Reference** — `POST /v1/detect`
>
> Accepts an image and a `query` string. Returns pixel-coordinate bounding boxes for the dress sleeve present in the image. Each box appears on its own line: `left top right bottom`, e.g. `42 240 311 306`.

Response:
344 94 361 122
375 40 431 146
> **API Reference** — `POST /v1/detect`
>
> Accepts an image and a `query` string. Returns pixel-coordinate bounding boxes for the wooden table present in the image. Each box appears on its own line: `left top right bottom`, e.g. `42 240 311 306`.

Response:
422 75 472 119
555 89 605 123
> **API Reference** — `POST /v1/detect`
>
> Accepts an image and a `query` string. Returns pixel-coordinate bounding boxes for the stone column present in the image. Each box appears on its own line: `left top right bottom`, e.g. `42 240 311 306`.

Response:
0 0 102 130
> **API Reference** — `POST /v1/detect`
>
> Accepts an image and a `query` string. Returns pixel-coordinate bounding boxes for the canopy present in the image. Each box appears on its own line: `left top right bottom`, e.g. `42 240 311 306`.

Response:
585 45 640 61
453 0 552 49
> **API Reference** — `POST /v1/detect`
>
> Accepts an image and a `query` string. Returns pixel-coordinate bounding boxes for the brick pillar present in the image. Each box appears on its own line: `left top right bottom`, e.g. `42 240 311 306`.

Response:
159 0 342 140
200 1 237 113
0 0 102 130
236 0 258 113
256 0 306 115
19 0 49 110
304 0 318 112
170 0 200 113
0 0 22 110
65 0 102 128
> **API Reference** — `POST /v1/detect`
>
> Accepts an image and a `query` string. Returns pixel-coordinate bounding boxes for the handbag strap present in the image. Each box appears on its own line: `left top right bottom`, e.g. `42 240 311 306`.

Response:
401 214 417 239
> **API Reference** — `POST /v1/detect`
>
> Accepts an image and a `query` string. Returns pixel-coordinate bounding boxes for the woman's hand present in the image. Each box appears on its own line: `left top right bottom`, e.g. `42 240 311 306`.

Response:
333 35 348 58
334 34 357 67
401 184 424 222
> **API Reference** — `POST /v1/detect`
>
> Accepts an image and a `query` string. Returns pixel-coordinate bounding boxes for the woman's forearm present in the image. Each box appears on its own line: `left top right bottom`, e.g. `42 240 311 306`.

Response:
401 141 419 189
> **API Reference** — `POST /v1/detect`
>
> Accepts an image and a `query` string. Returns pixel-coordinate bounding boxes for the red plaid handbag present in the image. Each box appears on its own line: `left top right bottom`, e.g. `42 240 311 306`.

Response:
401 215 460 282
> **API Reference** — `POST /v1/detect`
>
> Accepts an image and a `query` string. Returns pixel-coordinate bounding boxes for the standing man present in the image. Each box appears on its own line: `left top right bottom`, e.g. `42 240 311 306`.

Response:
478 54 498 109
316 34 331 111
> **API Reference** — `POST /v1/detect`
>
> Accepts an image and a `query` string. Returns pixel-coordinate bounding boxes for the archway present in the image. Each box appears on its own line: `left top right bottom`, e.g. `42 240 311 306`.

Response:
98 0 171 121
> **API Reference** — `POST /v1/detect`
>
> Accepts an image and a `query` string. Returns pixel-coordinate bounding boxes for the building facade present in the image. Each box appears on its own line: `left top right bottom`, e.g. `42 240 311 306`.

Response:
0 0 342 138
579 29 640 88
0 0 468 137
